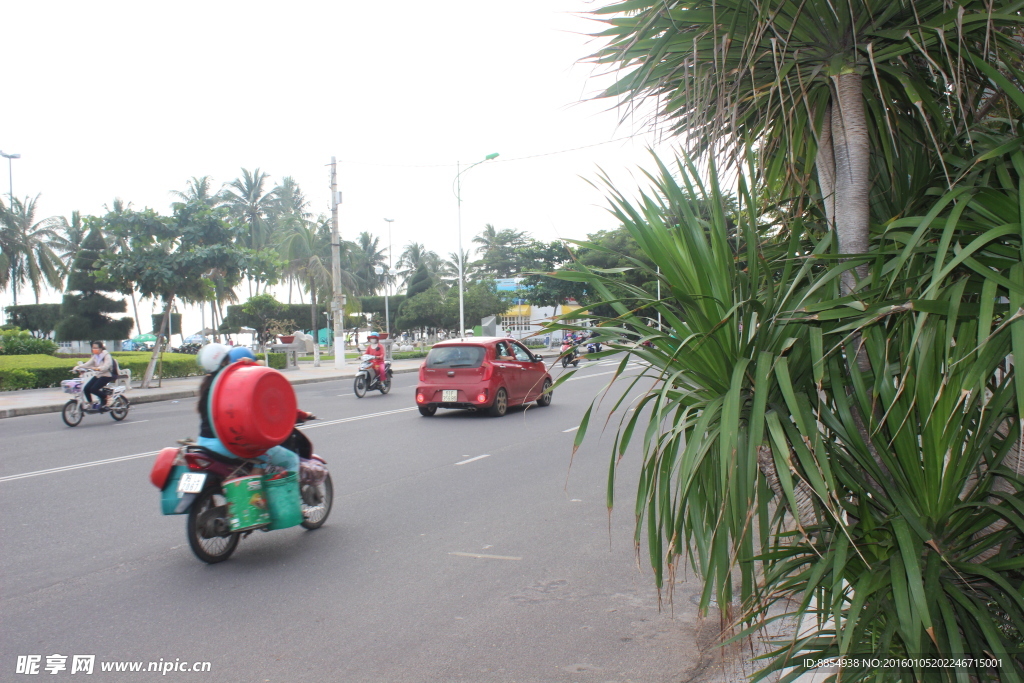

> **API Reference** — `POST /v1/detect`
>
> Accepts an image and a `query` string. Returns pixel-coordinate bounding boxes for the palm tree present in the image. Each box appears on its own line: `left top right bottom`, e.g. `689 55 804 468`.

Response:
278 220 334 366
0 195 67 304
440 249 473 290
52 210 87 269
351 231 389 295
472 224 526 277
221 168 279 294
396 242 441 288
590 0 1021 292
170 176 219 207
273 176 312 220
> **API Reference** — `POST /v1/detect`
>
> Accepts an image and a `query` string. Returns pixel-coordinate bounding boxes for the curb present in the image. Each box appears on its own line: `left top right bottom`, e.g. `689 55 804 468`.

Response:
0 366 421 420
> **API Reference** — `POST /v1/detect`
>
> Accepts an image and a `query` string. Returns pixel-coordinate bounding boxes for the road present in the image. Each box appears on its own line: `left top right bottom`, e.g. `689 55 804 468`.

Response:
1 358 718 682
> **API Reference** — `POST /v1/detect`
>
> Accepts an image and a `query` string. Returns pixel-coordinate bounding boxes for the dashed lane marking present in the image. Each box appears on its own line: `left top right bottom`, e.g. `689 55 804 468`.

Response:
449 552 522 561
454 454 492 466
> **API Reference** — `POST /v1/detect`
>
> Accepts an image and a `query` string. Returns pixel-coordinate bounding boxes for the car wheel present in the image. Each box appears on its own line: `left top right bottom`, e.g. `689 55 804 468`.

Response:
536 379 552 407
488 388 508 417
418 404 437 417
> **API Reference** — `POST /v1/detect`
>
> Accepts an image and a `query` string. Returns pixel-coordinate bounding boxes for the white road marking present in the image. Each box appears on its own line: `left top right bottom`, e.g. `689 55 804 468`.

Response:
301 406 417 429
449 551 522 561
3 408 413 484
0 451 162 483
114 420 150 426
455 454 492 465
564 370 618 382
562 426 579 433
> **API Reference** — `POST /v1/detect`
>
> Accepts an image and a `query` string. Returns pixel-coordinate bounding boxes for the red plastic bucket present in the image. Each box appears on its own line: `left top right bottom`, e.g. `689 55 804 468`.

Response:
209 359 297 458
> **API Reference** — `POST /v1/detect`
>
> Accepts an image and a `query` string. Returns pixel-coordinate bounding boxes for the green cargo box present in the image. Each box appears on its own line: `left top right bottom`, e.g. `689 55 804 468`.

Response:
264 472 303 530
224 475 271 531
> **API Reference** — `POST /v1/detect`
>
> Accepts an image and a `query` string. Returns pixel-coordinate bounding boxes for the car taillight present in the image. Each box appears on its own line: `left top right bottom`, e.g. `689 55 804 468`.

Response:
476 391 487 403
480 362 493 381
416 393 425 403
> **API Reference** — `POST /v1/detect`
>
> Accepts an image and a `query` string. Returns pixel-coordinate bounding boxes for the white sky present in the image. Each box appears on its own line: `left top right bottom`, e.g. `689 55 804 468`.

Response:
1 0 670 335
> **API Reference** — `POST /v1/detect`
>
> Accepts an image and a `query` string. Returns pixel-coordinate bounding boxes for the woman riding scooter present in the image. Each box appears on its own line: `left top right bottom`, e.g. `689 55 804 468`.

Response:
364 333 386 388
194 344 303 474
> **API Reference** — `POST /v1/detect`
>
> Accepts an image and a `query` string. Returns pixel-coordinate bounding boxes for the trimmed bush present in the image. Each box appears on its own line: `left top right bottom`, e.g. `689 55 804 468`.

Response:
0 352 205 390
0 368 35 390
266 353 286 370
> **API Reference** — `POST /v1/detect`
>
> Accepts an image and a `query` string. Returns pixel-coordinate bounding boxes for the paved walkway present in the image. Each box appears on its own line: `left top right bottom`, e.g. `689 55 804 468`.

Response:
0 358 425 419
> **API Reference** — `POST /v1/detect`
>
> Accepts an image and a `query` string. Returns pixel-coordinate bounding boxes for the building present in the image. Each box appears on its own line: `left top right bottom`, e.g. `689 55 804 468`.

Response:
494 278 582 342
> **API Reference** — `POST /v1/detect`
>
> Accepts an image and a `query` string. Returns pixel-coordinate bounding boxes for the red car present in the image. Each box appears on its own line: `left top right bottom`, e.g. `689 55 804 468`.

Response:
415 337 553 417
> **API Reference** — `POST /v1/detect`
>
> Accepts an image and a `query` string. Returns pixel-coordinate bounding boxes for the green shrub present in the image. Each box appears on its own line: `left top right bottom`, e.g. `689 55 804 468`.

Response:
0 368 35 390
266 353 286 370
0 329 58 355
0 352 205 389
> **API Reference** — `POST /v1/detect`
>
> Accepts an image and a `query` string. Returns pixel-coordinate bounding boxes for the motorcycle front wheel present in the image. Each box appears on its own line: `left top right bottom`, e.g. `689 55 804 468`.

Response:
109 396 129 421
561 356 569 368
186 489 239 564
62 400 83 427
354 375 367 398
301 473 333 530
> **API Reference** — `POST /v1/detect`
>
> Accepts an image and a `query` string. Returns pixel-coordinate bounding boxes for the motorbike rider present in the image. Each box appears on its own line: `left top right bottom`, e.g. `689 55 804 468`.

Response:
74 341 115 409
364 333 386 386
195 344 303 474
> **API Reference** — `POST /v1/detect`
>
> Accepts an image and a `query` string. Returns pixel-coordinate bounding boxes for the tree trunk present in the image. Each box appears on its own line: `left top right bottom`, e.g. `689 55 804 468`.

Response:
130 290 142 337
142 295 174 389
815 103 836 234
830 72 871 292
311 286 320 367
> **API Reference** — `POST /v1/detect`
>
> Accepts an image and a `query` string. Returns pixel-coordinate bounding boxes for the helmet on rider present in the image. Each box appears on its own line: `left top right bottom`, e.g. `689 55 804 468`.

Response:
227 347 256 364
197 343 230 373
367 333 380 344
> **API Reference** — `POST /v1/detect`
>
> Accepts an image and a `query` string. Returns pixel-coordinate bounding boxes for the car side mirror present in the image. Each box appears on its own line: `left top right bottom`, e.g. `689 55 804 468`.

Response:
534 355 543 362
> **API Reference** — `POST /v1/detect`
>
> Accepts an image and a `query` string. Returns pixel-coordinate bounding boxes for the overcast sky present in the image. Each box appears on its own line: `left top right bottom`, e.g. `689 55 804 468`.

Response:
2 0 670 333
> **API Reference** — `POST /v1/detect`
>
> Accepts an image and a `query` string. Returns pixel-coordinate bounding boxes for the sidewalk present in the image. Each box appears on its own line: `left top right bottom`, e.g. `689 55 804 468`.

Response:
0 358 425 419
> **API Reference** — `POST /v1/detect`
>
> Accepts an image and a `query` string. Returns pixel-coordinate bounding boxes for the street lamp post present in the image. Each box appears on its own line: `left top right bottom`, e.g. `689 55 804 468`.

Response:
0 151 20 203
383 218 394 336
454 153 498 336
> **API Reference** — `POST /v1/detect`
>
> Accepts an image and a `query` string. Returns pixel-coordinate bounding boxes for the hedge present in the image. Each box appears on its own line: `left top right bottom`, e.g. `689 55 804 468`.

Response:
0 368 35 390
0 352 206 390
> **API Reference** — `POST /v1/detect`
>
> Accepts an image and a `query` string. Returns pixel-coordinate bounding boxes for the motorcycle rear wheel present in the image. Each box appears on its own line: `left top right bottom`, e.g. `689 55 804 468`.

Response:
109 396 129 421
354 375 367 398
62 400 83 427
301 473 333 529
186 489 239 564
379 378 391 395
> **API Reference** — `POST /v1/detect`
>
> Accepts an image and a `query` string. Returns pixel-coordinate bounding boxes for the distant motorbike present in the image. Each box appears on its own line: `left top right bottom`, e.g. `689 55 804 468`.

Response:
354 354 392 397
60 367 131 426
151 418 333 564
559 339 580 368
586 341 603 355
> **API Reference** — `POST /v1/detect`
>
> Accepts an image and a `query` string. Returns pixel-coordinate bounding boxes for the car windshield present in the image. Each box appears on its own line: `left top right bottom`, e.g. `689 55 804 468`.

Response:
426 345 486 368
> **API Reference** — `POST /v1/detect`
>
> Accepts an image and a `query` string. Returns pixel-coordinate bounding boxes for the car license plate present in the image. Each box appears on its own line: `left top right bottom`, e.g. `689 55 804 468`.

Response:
443 390 458 403
177 472 206 494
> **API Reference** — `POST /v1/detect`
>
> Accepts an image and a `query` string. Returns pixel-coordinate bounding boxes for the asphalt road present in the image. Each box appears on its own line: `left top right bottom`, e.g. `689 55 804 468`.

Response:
1 358 717 683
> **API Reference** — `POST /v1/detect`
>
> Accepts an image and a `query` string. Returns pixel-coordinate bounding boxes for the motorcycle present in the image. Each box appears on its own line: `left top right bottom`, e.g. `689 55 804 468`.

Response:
60 367 131 426
152 418 333 564
559 339 580 368
586 340 603 355
354 354 392 397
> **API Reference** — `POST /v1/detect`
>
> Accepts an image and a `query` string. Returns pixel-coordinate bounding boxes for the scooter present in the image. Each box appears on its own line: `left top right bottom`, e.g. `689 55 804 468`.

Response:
559 339 580 368
60 367 131 426
150 417 333 564
586 340 603 355
354 354 393 397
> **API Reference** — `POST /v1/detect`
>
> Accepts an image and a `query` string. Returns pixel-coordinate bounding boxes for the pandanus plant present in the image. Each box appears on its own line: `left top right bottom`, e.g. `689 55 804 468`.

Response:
551 146 1024 681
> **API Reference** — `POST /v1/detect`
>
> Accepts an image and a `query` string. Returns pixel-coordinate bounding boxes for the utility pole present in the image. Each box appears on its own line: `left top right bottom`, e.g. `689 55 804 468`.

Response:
330 157 346 368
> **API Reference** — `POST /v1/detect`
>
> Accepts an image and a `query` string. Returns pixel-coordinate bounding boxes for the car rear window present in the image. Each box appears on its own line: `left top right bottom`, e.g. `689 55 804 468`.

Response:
426 345 486 368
